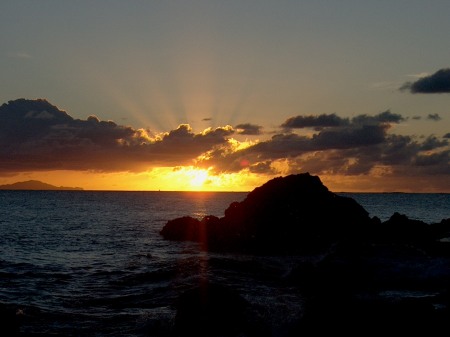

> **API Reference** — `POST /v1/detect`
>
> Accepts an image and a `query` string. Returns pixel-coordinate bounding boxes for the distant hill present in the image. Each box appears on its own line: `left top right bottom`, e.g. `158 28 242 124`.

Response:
0 180 83 191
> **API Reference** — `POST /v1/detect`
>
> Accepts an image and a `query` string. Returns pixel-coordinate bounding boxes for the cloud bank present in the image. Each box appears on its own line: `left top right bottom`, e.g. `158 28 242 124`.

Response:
0 99 233 172
0 99 448 190
197 110 448 180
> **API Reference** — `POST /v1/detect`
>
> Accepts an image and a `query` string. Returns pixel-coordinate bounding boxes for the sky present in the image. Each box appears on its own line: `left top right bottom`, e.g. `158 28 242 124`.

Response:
0 0 449 192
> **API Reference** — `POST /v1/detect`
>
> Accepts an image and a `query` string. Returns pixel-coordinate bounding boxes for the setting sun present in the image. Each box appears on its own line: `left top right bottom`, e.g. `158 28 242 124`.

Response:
187 168 209 188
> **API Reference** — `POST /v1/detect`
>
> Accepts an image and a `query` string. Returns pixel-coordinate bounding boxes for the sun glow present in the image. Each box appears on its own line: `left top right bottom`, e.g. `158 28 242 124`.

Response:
153 166 216 191
187 168 209 188
142 166 262 191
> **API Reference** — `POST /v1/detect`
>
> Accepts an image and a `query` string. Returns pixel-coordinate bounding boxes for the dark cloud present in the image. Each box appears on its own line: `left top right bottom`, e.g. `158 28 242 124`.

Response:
444 133 450 139
312 124 387 148
199 110 449 178
419 136 448 151
294 150 375 176
281 110 403 131
281 113 348 129
411 150 450 176
248 161 276 174
202 117 212 121
427 113 442 121
271 110 403 153
0 99 232 172
382 134 417 161
351 110 404 125
235 123 263 135
400 68 450 93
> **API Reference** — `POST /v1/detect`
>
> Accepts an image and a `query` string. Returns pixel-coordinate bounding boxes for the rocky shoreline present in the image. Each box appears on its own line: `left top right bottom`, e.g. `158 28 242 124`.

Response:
160 173 450 336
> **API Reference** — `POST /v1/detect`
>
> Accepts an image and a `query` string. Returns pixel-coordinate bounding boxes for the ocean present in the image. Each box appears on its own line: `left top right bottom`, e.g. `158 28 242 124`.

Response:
0 191 449 336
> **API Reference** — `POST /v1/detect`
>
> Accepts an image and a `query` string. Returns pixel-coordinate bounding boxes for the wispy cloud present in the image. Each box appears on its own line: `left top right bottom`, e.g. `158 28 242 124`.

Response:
7 52 32 59
407 72 430 79
369 81 402 91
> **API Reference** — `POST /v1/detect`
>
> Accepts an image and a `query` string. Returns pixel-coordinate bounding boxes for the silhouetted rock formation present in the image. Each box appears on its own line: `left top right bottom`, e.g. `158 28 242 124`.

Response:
161 173 450 254
161 173 373 253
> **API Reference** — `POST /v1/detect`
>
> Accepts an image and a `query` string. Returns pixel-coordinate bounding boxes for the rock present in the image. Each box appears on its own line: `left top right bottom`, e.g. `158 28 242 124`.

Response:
377 212 433 243
160 173 449 255
161 173 373 253
293 294 448 335
219 173 372 252
430 218 450 240
0 303 20 336
160 216 202 242
174 282 268 337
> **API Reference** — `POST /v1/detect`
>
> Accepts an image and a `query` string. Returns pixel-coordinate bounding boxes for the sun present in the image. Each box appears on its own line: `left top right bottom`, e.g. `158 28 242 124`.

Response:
187 169 209 188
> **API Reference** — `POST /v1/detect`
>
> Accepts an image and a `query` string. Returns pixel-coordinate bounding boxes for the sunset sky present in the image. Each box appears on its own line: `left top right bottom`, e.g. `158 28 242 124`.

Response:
0 1 449 192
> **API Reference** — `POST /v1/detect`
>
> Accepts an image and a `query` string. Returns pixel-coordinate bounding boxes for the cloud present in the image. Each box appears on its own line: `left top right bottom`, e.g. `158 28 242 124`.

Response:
1 99 448 186
311 124 387 148
427 113 442 121
400 68 450 93
419 135 448 151
281 110 403 130
235 123 263 135
0 99 232 172
281 113 349 129
199 110 449 178
407 72 431 79
350 110 405 125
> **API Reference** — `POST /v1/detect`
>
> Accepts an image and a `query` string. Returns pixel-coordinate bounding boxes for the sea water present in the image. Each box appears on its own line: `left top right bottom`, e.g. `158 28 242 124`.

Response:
0 191 448 336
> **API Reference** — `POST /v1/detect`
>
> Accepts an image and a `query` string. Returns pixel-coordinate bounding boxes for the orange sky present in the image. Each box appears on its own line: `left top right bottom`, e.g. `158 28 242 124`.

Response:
5 167 449 193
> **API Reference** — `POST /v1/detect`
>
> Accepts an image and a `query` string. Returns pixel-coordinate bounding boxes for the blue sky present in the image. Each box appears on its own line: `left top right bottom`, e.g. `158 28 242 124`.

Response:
0 1 449 191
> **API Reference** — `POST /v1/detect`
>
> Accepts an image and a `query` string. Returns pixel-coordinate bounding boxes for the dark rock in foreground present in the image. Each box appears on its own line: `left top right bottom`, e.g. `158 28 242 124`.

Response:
0 303 20 336
161 173 449 254
174 282 269 337
161 173 373 253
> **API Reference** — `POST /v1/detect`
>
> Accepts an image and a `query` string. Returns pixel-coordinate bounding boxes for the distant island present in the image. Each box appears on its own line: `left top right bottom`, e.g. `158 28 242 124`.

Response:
0 180 83 191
